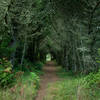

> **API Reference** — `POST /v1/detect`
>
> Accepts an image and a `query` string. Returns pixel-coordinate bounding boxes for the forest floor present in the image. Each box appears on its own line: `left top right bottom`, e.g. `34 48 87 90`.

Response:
35 61 84 100
35 61 59 100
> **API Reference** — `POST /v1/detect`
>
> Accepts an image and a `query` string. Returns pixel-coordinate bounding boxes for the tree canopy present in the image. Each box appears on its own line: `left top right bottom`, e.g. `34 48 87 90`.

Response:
0 0 100 74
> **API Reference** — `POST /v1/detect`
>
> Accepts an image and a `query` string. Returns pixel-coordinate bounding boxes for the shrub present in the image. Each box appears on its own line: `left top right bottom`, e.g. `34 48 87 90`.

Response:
34 61 44 70
82 70 100 88
15 59 44 72
0 77 38 100
30 72 40 89
0 34 13 58
22 72 40 89
0 58 16 88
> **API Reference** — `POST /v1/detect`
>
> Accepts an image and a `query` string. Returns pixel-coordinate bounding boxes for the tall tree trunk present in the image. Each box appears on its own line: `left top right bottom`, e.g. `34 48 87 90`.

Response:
10 26 17 68
20 35 27 69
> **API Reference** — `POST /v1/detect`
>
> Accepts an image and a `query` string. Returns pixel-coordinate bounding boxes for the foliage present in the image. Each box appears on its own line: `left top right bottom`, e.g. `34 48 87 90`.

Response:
0 58 15 87
77 69 100 100
0 0 51 69
82 70 100 88
45 67 100 100
0 0 100 74
30 72 40 89
34 61 44 70
0 73 39 100
0 34 12 58
0 58 40 99
44 67 81 100
15 59 44 76
22 72 40 89
46 0 100 73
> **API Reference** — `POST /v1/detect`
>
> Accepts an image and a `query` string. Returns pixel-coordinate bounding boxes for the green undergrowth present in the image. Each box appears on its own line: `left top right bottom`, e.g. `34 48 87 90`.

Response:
44 67 82 100
44 67 100 100
80 70 100 100
0 72 40 100
15 60 44 76
0 58 44 100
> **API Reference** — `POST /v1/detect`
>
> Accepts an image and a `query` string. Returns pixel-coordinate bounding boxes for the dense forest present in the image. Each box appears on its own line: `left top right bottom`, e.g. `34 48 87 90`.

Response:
0 0 100 100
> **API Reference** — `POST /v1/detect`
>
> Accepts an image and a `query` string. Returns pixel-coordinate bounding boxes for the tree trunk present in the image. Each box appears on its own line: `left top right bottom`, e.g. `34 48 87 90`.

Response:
20 35 27 69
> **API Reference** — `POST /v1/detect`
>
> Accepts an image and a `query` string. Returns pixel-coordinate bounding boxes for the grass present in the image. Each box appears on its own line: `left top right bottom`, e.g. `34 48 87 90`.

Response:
44 67 85 100
0 72 39 100
44 80 79 100
0 82 37 100
0 60 44 100
44 67 100 100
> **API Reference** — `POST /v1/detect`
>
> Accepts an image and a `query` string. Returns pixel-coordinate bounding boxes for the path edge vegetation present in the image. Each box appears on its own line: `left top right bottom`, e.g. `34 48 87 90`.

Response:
44 66 100 100
0 58 44 100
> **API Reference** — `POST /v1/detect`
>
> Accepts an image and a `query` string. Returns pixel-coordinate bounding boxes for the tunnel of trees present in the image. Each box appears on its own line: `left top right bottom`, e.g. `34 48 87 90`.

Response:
0 0 100 74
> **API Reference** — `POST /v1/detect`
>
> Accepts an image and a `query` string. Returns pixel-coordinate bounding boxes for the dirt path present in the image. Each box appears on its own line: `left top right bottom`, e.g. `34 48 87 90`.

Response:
35 61 59 100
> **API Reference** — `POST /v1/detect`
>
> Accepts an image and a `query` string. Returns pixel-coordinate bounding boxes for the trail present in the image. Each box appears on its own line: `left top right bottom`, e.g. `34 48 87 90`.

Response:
35 61 59 100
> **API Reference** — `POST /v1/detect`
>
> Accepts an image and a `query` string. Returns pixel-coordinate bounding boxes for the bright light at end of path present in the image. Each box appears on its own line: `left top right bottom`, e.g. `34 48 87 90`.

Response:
46 54 51 61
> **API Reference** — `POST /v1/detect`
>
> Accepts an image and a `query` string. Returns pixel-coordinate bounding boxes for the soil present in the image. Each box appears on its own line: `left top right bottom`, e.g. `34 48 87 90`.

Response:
35 61 59 100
